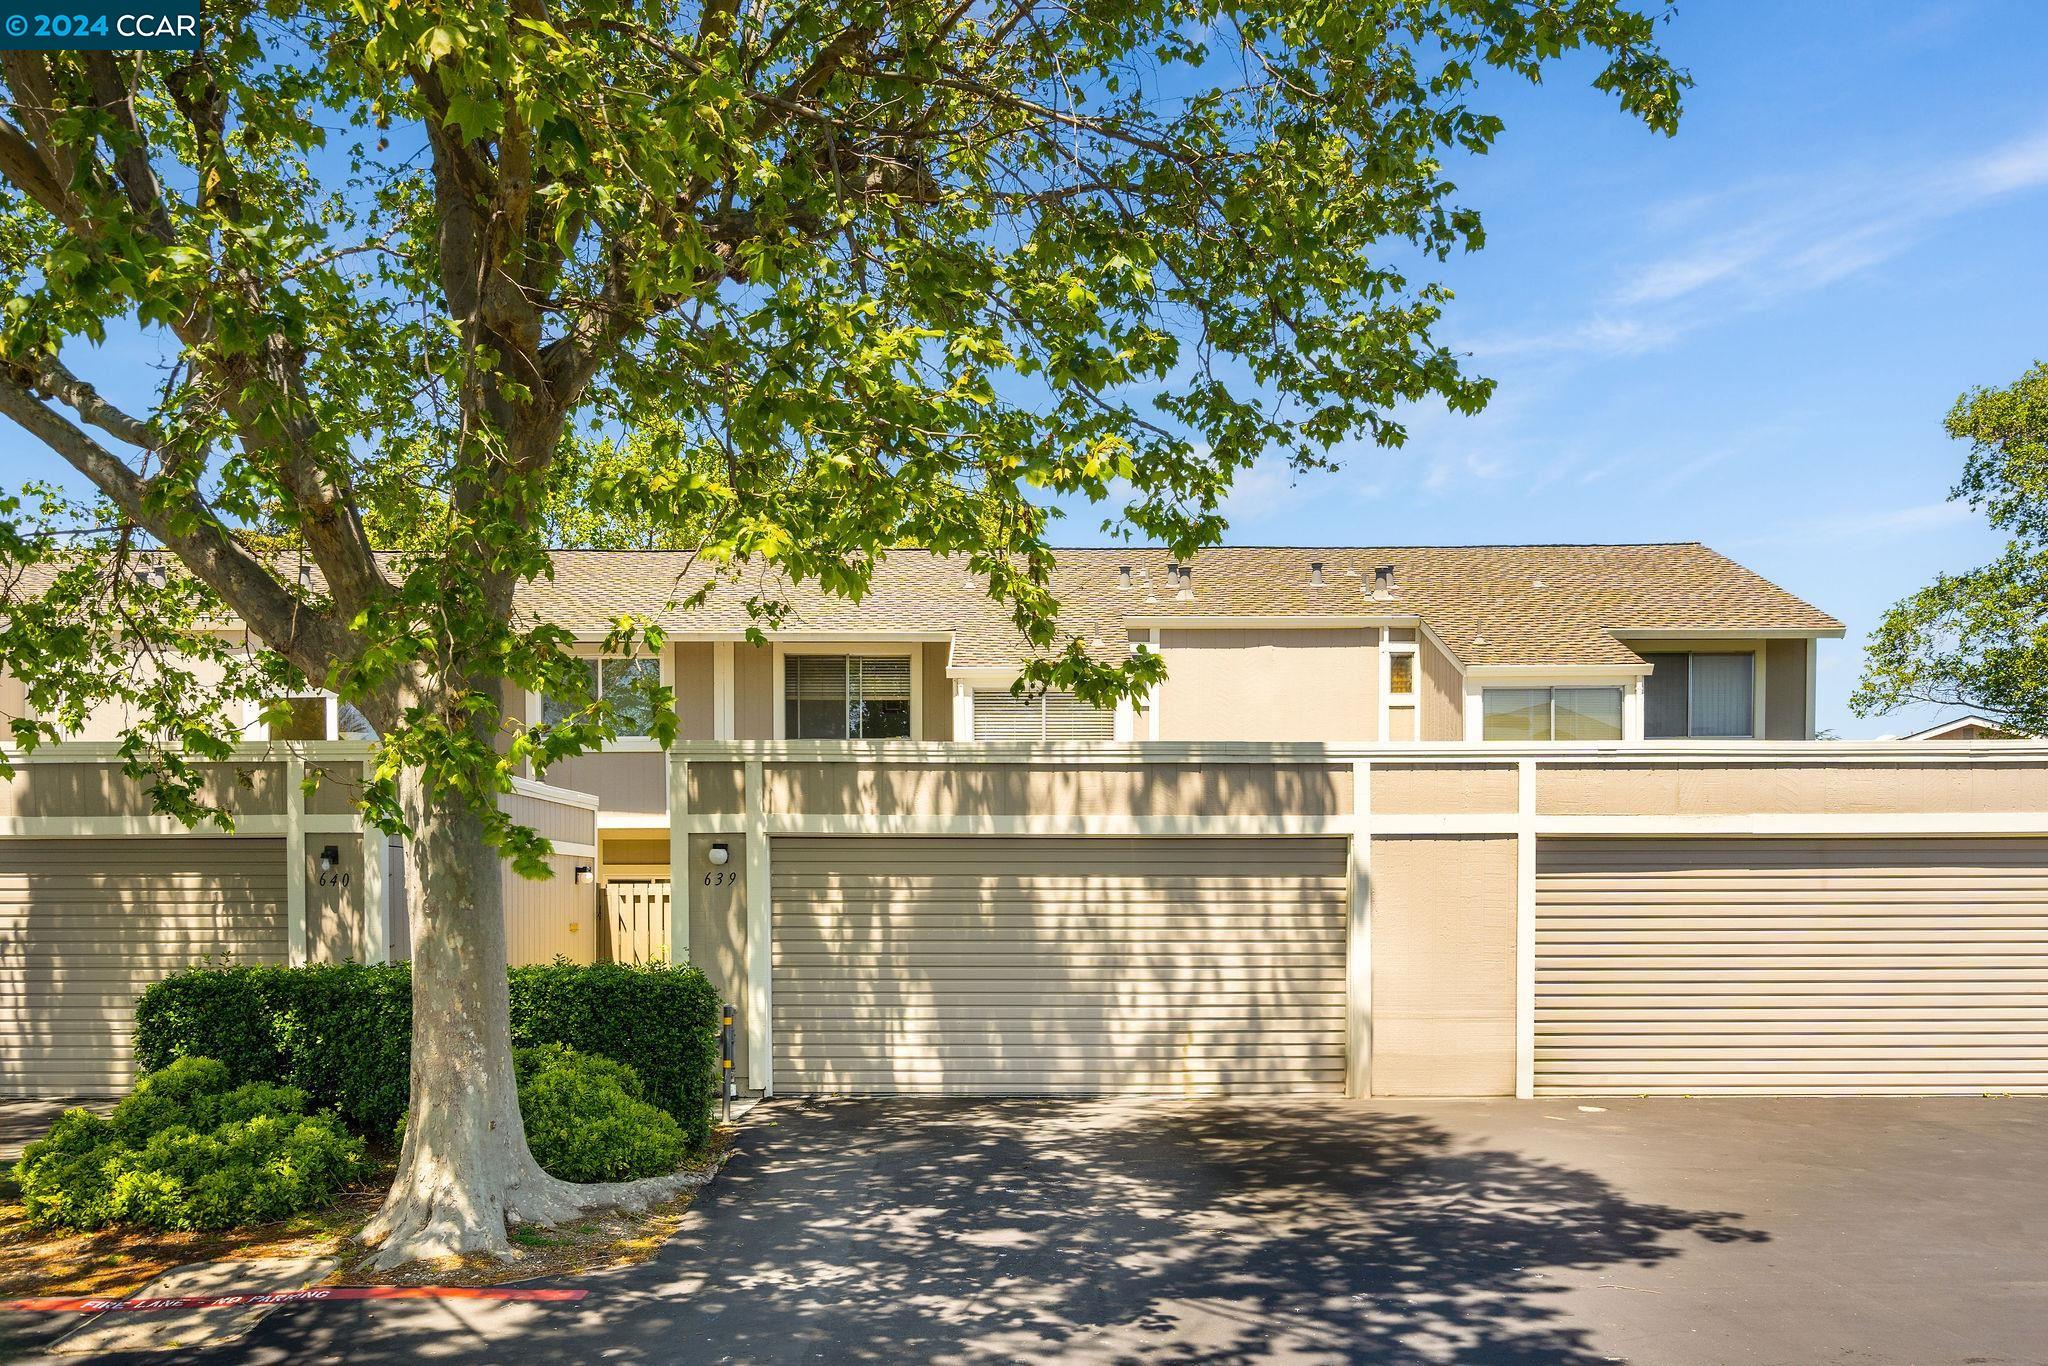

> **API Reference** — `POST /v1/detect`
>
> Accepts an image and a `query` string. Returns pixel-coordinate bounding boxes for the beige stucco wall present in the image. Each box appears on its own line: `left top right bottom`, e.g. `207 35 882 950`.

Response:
544 751 666 817
1371 763 1519 815
0 761 290 819
1155 628 1377 741
686 761 746 815
764 761 1353 819
686 831 750 1078
1369 834 1517 1096
1538 761 2048 816
305 832 368 963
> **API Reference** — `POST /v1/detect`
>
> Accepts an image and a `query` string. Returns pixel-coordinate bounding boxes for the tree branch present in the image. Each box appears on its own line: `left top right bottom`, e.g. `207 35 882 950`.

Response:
0 368 353 681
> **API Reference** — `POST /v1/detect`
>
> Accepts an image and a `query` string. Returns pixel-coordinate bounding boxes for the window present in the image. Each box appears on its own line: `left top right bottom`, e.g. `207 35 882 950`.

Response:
541 656 662 737
1387 651 1416 696
266 696 331 741
1642 652 1755 738
784 655 912 739
972 689 1115 741
1482 687 1623 741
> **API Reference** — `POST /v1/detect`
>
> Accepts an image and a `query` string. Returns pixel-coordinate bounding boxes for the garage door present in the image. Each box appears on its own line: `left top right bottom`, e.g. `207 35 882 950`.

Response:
0 838 288 1097
772 836 1349 1095
1536 838 2048 1095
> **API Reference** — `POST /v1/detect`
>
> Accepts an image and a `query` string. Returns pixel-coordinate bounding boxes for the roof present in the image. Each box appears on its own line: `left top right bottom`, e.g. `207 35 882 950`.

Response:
516 543 1843 671
15 541 1839 672
1895 715 2029 741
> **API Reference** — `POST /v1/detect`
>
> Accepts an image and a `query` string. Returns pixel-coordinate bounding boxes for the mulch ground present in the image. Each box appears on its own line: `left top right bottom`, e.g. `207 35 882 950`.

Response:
0 1129 733 1299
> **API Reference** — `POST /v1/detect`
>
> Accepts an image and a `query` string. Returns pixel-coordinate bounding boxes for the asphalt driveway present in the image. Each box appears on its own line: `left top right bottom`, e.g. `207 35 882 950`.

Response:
55 1095 2048 1363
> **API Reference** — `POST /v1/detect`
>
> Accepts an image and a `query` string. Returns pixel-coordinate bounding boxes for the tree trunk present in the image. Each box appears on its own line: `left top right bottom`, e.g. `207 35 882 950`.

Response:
357 762 703 1268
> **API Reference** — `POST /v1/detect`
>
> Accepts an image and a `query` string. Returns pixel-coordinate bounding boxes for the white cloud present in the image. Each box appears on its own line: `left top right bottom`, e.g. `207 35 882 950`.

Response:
1470 121 2048 362
1730 499 1977 551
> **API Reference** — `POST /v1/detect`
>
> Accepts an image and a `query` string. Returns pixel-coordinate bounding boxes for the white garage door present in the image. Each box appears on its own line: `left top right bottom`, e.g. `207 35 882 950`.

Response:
772 836 1349 1095
0 838 288 1096
1536 838 2048 1095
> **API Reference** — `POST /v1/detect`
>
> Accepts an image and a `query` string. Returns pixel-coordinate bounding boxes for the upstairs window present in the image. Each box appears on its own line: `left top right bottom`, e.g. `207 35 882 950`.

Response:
1643 653 1754 738
542 657 661 737
1387 650 1416 697
265 696 332 741
973 689 1115 741
1482 687 1623 741
785 655 912 739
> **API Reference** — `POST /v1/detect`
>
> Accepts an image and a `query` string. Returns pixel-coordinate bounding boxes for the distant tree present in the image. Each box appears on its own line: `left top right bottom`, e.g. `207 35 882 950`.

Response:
1855 361 2048 732
0 1 1687 1264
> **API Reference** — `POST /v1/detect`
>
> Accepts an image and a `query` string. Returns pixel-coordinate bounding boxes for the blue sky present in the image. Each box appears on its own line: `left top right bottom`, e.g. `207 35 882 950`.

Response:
1172 2 2048 737
6 4 2044 737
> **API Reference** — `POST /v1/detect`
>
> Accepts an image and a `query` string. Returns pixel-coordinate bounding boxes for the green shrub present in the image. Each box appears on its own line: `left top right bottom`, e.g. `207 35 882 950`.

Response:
134 962 411 1139
136 959 721 1149
14 1056 371 1232
513 1045 690 1182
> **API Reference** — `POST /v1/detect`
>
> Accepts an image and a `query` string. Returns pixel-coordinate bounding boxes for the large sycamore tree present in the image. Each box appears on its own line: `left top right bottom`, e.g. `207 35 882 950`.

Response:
0 2 1684 1263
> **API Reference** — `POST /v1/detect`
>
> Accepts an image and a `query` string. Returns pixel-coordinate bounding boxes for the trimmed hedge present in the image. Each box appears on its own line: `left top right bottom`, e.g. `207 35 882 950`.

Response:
136 960 721 1149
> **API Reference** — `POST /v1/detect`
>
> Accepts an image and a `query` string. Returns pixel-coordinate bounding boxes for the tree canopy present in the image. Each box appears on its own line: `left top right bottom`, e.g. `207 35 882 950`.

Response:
0 0 1689 1262
1855 361 2048 734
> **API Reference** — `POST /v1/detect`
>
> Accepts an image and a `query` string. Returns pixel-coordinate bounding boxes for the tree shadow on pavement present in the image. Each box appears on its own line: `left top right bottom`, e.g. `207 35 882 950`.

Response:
216 1098 1768 1364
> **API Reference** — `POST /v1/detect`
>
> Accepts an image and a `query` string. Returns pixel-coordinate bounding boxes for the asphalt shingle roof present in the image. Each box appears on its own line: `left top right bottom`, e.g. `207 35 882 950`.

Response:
515 543 1843 671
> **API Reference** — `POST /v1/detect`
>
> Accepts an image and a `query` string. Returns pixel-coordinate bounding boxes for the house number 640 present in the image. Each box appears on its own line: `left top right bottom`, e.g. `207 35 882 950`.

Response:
318 871 352 888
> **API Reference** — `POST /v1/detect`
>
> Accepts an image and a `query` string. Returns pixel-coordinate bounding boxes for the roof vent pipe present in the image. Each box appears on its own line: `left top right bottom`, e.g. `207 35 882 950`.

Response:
1371 564 1397 599
1175 565 1194 600
1309 561 1325 587
1117 565 1133 589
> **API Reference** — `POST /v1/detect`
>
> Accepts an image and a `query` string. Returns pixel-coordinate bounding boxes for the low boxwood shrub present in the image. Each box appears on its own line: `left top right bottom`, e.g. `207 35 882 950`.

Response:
15 1056 370 1232
514 1044 690 1182
136 959 720 1149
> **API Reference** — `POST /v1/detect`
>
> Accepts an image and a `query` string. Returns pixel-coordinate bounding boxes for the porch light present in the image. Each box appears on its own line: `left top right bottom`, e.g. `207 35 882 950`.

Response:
708 842 732 867
573 865 595 885
318 845 339 874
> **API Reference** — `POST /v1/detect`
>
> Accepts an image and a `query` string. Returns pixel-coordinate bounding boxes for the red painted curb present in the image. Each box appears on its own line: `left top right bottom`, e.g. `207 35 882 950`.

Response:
3 1285 589 1313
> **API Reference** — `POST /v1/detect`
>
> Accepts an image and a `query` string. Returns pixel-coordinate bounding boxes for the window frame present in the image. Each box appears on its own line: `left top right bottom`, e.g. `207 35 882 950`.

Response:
773 644 923 741
1479 685 1625 742
534 651 670 747
246 694 338 743
969 687 1116 742
1641 650 1759 740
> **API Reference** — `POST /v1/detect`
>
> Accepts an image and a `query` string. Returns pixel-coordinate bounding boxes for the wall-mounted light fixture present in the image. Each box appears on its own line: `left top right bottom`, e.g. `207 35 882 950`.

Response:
708 842 731 867
318 845 339 874
573 865 595 885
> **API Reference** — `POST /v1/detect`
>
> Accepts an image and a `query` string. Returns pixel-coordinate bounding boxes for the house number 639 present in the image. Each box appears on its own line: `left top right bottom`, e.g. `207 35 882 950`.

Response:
702 870 736 887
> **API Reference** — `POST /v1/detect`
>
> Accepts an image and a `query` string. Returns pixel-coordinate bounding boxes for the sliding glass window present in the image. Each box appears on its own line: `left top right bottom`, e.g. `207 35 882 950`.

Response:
1642 652 1755 738
1482 687 1623 741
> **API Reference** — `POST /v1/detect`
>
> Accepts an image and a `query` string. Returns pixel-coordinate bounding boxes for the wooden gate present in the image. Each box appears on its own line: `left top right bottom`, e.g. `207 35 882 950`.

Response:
603 879 673 964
